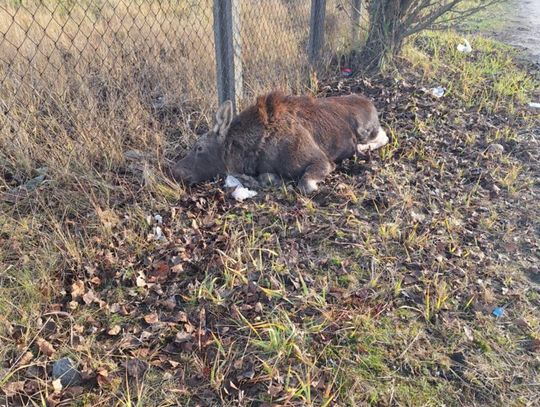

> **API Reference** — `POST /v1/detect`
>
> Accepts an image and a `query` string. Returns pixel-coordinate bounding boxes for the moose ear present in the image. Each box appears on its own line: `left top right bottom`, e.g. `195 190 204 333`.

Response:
214 100 233 140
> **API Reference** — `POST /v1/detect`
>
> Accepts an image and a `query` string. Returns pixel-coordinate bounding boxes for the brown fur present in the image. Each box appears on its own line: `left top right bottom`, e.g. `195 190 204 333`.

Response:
171 90 387 194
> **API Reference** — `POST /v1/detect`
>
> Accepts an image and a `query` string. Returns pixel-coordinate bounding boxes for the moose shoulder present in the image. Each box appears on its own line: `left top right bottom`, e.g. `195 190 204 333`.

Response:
172 91 388 194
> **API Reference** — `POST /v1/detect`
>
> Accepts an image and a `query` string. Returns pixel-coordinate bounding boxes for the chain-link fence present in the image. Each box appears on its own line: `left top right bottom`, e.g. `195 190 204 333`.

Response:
0 0 364 177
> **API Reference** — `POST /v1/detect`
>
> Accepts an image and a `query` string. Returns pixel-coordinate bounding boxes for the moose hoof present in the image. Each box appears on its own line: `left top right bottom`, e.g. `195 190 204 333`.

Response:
298 178 319 195
357 127 389 153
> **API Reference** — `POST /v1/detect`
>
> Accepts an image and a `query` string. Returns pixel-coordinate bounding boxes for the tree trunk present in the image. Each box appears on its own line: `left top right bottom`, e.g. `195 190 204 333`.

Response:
361 0 406 72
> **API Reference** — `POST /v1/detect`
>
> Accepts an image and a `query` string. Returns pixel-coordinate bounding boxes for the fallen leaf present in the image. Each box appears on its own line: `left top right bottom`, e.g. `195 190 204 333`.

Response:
71 280 86 299
171 263 184 273
171 311 188 323
110 303 121 313
36 337 55 357
96 367 110 388
175 331 192 343
82 290 96 305
140 330 153 341
136 272 147 287
147 261 170 283
107 325 121 336
97 367 109 378
160 296 177 311
125 359 148 379
268 383 283 397
144 313 159 324
52 378 63 393
19 351 34 366
3 380 25 396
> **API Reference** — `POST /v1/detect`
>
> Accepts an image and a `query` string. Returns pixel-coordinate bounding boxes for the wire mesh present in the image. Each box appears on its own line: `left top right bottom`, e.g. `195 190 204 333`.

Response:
0 1 216 115
234 0 311 100
0 0 359 178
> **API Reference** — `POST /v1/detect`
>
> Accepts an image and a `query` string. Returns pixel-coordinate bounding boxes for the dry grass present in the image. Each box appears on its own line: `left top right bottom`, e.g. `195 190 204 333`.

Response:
1 2 540 406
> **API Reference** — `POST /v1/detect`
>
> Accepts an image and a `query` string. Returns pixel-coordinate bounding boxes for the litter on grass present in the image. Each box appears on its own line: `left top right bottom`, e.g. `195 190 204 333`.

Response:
430 86 446 98
528 102 540 108
224 175 258 202
341 68 353 77
457 39 472 53
492 307 504 318
224 175 243 188
232 187 258 201
152 226 167 242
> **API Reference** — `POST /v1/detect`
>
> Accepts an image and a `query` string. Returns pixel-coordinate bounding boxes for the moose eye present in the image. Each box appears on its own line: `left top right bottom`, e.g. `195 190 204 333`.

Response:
196 146 204 153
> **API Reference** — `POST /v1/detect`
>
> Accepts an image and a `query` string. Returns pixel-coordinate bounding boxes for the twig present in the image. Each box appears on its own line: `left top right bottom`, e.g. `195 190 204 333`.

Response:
398 331 421 359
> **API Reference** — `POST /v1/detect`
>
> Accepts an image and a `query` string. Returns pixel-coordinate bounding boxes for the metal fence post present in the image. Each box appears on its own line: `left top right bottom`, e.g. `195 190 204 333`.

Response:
351 0 362 45
213 0 242 113
308 0 326 65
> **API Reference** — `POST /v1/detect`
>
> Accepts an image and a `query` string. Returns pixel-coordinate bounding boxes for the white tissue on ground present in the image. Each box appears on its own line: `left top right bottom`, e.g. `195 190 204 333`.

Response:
224 175 257 201
528 102 540 108
430 86 446 98
151 226 167 242
232 187 257 201
457 39 472 53
224 175 243 188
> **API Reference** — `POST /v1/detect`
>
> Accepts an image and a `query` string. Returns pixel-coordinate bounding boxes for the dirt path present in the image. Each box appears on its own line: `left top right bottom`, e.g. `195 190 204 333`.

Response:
494 0 540 64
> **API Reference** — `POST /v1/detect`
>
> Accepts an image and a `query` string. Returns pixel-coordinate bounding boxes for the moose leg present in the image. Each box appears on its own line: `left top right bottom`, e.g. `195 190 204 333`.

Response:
298 159 334 195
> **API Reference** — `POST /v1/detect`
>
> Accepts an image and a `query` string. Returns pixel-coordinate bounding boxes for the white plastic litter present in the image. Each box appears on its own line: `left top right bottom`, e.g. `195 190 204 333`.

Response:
224 175 257 201
528 102 540 108
430 86 446 98
154 214 163 224
457 39 472 53
232 187 258 201
152 226 167 242
224 175 243 188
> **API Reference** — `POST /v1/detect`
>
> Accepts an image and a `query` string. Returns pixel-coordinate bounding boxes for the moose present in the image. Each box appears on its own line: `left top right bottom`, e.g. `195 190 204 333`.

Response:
171 91 389 194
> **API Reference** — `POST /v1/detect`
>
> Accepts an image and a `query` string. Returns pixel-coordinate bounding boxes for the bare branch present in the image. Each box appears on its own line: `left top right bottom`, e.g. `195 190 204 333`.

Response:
405 0 464 37
405 0 503 37
431 0 504 27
